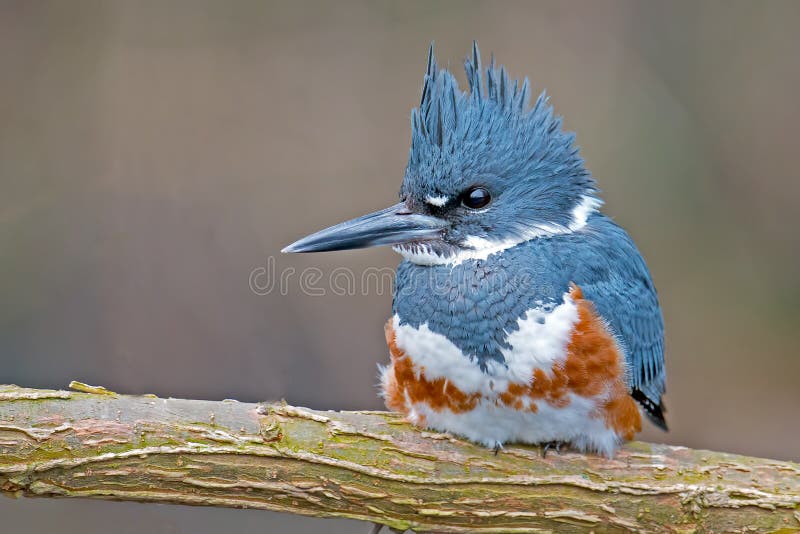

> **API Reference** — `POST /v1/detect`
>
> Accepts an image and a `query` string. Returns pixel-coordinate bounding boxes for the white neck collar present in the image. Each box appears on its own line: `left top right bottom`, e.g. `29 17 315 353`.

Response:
394 195 602 266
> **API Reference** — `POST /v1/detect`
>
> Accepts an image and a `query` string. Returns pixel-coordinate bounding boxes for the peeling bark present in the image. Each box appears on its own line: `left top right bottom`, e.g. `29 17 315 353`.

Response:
0 384 798 533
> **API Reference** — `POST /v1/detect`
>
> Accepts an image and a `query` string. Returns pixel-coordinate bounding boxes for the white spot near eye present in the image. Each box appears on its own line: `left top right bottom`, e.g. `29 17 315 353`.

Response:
425 195 449 207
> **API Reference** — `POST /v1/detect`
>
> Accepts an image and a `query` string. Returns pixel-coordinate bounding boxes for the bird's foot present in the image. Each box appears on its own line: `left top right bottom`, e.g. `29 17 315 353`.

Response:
493 441 504 456
540 440 568 458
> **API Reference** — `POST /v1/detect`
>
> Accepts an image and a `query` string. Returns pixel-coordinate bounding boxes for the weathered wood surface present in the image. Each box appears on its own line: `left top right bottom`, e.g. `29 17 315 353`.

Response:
0 383 798 532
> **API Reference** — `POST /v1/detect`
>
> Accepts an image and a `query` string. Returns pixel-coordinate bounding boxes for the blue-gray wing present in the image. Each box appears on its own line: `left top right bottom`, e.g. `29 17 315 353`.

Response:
573 217 667 429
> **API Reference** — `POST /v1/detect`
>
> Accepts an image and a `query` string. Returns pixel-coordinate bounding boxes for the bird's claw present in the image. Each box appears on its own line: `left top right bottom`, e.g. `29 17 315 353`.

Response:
541 441 567 458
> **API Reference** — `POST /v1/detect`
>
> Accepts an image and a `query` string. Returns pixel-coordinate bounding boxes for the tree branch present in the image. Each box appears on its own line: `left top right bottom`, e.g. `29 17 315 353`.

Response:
1 384 798 532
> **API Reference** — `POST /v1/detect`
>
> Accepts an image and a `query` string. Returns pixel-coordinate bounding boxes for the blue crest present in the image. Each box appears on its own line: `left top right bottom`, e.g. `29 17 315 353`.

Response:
403 42 598 243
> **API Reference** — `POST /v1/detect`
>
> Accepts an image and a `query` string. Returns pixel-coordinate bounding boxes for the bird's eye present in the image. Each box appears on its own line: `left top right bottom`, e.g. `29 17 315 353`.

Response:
462 186 491 209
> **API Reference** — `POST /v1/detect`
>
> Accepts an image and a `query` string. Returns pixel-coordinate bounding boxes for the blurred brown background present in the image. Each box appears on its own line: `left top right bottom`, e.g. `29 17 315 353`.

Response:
1 1 798 532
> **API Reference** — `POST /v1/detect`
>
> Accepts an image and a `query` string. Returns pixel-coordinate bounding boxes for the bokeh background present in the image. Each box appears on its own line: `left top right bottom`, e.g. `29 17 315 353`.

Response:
2 1 799 532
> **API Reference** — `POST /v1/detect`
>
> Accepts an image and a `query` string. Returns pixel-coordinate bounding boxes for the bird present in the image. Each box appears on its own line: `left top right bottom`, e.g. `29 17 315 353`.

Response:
282 42 666 457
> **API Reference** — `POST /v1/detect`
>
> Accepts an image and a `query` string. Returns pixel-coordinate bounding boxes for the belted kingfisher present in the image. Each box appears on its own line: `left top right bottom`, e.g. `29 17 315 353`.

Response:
283 42 666 456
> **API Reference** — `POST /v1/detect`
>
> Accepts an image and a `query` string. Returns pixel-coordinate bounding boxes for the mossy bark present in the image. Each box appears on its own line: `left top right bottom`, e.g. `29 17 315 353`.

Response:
0 384 798 532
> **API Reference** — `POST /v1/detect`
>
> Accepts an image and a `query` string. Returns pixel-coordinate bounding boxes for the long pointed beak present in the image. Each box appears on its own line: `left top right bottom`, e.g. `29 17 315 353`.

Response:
282 202 446 253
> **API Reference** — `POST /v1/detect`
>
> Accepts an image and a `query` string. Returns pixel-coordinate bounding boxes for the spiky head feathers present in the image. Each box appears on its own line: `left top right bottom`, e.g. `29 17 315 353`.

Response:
400 42 599 252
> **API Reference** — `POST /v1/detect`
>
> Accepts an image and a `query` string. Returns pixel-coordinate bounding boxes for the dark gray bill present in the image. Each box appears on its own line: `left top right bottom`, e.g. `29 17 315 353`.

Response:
282 202 445 253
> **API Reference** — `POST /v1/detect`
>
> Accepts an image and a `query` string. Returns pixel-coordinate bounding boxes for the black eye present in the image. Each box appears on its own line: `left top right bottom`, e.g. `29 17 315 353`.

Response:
462 186 491 209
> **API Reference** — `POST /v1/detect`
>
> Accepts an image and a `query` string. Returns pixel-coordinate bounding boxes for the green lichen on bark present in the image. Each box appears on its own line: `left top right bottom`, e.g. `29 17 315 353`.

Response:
0 384 798 532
